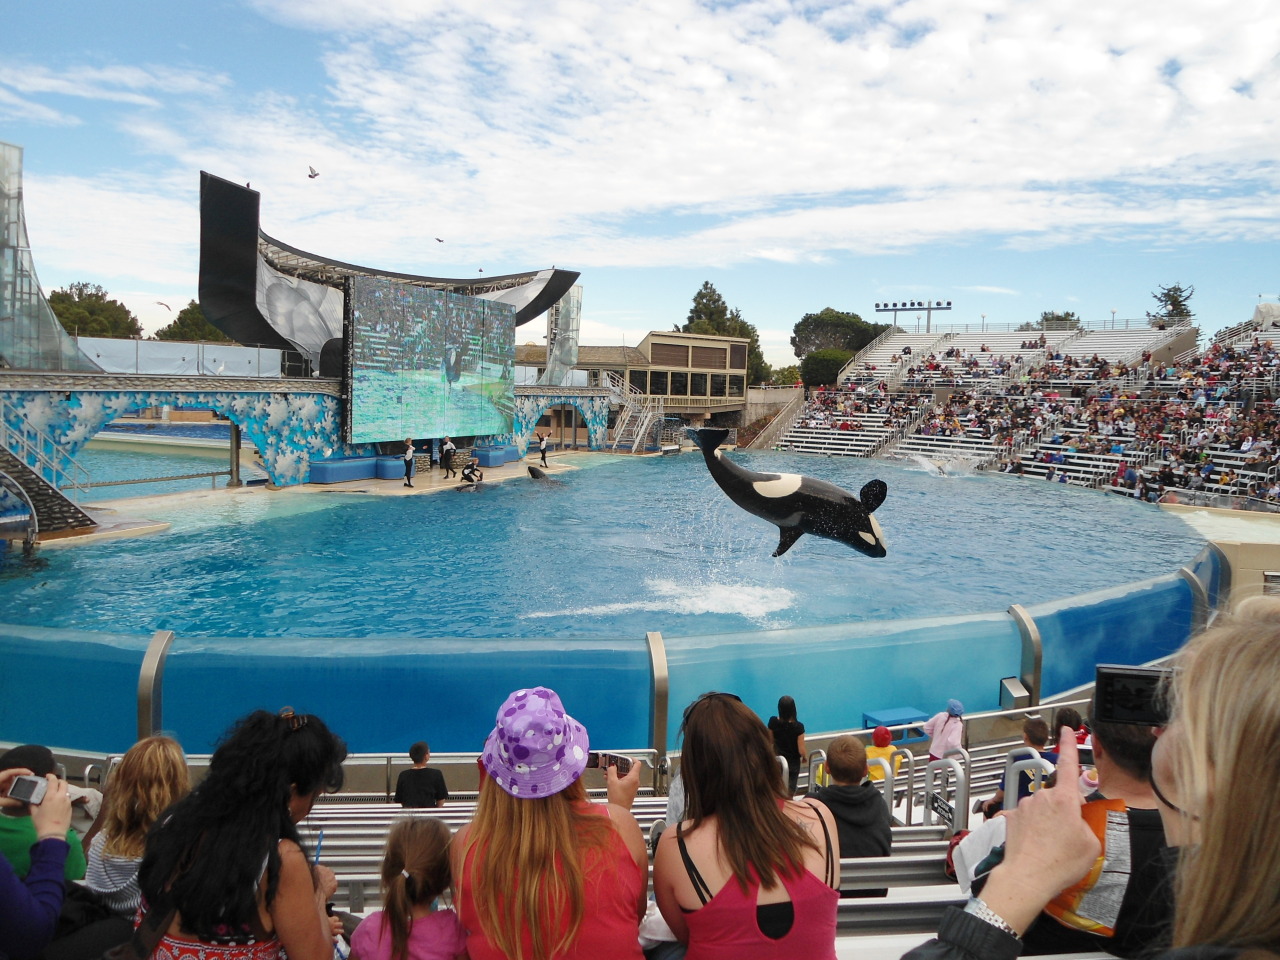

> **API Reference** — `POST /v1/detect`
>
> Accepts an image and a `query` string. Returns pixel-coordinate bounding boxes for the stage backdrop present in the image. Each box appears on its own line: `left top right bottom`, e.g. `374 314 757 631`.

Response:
345 277 516 444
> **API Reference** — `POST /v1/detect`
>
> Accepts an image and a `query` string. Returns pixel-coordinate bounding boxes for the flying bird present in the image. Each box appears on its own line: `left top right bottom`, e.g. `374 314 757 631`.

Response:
435 238 444 243
155 301 172 311
308 166 319 179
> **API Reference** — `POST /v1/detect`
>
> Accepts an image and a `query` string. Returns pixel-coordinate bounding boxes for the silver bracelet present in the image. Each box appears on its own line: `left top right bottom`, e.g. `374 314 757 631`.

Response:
964 896 1021 940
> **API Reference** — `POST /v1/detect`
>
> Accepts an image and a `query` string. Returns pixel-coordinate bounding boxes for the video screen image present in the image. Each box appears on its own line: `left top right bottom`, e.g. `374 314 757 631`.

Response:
346 277 516 444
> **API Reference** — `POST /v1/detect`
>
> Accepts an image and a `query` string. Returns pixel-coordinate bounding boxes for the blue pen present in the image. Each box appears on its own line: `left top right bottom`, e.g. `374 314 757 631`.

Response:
313 830 324 864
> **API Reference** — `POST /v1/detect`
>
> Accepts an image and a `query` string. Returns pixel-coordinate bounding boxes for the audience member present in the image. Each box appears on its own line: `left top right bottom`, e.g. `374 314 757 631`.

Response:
394 742 449 809
979 717 1053 818
807 735 891 897
138 708 348 960
0 766 73 960
923 700 965 763
653 692 840 958
349 819 465 960
768 695 807 796
452 686 647 960
865 726 901 782
902 597 1280 960
0 745 86 881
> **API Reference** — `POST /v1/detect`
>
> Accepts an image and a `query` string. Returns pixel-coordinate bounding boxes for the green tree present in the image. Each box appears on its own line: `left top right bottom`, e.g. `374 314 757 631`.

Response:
1016 311 1081 332
154 300 231 342
48 282 142 339
681 281 771 384
800 348 853 387
790 308 889 359
1146 283 1195 327
771 364 801 385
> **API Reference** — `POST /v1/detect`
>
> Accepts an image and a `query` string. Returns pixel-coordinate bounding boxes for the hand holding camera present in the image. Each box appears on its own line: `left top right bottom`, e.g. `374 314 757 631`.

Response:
1 768 71 841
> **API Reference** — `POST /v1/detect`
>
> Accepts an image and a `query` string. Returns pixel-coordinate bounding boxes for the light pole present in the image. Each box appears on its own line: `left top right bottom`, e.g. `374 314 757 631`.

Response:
1110 308 1117 329
875 298 953 334
981 313 986 332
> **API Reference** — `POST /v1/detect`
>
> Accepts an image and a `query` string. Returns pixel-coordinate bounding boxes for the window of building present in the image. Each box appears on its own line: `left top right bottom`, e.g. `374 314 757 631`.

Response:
650 343 689 366
669 371 688 396
711 374 728 397
729 344 748 370
691 346 727 369
630 370 647 393
649 370 668 395
690 372 708 396
728 375 745 397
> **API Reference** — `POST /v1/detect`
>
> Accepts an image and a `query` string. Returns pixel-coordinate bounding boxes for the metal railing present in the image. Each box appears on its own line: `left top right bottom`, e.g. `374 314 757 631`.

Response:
749 392 805 450
0 396 92 497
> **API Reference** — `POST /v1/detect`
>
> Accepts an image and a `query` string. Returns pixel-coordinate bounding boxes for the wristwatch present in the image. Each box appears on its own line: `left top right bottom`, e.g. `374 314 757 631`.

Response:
964 896 1022 940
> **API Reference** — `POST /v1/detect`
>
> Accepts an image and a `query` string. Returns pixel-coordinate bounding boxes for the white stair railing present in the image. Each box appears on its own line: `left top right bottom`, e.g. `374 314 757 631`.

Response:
0 397 92 498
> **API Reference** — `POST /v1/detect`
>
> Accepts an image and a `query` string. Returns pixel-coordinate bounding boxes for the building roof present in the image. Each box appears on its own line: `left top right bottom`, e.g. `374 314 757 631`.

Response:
516 344 649 366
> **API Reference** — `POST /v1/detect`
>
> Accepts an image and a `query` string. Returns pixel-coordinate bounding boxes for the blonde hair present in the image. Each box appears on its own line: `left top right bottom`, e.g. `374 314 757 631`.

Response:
461 777 615 960
379 819 452 960
102 736 189 859
1169 597 1280 950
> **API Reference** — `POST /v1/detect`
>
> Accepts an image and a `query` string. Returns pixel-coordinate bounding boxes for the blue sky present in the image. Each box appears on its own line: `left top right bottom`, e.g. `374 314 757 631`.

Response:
2 0 1277 368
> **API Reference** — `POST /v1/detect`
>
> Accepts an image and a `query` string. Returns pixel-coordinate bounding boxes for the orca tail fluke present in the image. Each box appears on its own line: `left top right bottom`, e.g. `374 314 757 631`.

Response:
687 427 731 452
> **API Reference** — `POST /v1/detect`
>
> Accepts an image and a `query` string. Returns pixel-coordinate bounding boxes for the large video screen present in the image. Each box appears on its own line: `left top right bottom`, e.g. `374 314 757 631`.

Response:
345 277 516 444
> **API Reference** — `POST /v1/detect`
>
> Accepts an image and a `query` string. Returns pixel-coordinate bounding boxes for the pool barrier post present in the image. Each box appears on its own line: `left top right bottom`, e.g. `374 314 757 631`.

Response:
138 630 176 739
646 631 669 778
1006 604 1042 707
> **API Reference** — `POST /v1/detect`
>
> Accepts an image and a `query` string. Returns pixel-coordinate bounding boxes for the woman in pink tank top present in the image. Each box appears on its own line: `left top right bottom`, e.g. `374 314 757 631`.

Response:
652 693 840 959
450 687 648 960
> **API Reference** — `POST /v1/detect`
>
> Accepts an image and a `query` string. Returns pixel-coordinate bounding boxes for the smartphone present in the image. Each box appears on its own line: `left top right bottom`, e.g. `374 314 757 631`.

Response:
5 774 48 805
586 752 633 776
1094 664 1171 726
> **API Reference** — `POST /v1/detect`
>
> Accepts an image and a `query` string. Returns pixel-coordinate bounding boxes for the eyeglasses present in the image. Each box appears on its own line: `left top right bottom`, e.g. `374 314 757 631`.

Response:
279 706 309 732
681 691 742 726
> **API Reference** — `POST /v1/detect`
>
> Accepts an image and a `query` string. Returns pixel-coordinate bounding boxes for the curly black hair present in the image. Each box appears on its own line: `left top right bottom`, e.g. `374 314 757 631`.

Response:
139 710 346 939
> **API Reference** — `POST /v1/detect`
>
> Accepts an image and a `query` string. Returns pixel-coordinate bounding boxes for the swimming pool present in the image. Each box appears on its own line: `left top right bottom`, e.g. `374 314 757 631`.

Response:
0 451 1210 754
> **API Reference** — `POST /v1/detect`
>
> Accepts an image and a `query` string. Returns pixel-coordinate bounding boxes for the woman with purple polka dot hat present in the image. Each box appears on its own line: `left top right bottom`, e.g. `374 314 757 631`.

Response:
451 687 648 960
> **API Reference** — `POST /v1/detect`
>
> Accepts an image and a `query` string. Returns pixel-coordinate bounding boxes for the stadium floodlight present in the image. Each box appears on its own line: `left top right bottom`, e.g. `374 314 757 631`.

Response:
875 295 953 332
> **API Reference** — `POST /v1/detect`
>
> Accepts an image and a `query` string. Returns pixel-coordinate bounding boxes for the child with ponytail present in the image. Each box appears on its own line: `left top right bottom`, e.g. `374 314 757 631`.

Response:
350 819 466 960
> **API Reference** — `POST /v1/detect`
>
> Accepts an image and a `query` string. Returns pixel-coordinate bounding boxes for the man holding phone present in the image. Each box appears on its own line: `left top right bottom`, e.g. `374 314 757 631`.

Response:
0 744 85 880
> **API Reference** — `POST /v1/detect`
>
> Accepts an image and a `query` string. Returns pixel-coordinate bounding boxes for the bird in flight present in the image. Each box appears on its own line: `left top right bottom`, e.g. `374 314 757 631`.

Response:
435 237 444 243
155 301 172 311
308 166 319 179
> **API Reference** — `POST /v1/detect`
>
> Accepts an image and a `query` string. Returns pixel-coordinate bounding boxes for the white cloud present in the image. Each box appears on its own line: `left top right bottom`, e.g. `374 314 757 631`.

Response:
0 63 228 107
962 286 1020 296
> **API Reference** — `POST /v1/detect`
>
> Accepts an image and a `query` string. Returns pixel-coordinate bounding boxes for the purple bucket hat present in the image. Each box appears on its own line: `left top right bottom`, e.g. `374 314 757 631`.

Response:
481 687 589 798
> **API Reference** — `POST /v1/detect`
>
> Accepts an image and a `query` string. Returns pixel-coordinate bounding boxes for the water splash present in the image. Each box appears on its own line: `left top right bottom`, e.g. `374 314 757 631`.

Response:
523 578 795 622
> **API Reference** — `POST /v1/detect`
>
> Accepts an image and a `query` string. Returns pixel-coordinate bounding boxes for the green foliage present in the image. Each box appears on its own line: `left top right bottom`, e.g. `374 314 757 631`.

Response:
800 348 854 387
1016 311 1081 332
1146 283 1195 326
681 281 772 384
154 300 231 342
771 364 801 385
48 282 142 339
790 308 889 359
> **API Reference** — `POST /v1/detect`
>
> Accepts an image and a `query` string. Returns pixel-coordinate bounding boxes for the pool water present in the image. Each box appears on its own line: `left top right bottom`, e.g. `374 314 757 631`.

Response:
73 443 267 502
0 450 1206 640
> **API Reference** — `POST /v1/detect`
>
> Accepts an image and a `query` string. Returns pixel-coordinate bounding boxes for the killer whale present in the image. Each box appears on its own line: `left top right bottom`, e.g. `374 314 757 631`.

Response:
686 427 888 558
527 465 559 481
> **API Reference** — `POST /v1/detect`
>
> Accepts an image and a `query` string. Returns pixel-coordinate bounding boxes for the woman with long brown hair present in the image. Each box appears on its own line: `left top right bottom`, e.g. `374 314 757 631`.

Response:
652 692 840 959
451 687 647 960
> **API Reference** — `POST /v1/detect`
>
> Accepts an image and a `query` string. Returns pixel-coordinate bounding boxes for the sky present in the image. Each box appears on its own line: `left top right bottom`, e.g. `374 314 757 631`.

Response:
2 0 1278 370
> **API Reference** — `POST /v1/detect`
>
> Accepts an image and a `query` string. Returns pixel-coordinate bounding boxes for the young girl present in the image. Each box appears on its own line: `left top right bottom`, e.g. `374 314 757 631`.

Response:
350 819 466 960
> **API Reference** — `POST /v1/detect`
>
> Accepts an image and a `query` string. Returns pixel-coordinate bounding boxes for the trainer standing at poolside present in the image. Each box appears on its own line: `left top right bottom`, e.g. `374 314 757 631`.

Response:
441 436 457 479
536 431 549 467
403 438 416 488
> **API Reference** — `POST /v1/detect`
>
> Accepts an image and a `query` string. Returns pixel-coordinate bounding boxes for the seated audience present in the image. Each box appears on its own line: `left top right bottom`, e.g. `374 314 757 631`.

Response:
807 735 891 898
0 745 86 881
0 766 73 960
865 726 902 782
138 708 348 960
452 686 647 960
350 819 465 960
902 598 1280 960
980 718 1053 818
653 692 840 958
394 742 449 809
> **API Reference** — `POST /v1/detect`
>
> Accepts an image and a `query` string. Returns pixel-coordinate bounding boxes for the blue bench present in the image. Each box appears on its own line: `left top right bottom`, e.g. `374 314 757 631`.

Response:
309 458 377 483
375 457 414 480
863 707 929 744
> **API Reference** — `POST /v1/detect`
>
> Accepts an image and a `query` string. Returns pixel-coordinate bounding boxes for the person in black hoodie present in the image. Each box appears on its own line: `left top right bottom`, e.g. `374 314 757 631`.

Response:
807 735 892 897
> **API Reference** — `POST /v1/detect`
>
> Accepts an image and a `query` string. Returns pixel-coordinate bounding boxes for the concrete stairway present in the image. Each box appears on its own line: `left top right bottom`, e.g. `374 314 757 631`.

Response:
0 448 96 536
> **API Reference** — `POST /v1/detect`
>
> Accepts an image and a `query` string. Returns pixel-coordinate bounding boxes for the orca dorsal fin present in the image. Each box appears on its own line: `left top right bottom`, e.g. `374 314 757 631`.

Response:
859 479 888 513
773 526 805 557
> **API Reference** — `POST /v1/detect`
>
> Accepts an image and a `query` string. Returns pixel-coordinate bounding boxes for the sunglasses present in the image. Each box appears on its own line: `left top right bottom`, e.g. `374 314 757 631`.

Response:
681 691 742 726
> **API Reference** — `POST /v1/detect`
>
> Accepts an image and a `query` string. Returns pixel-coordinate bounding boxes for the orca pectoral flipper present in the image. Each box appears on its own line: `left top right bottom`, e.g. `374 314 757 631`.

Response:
773 526 805 557
860 479 888 513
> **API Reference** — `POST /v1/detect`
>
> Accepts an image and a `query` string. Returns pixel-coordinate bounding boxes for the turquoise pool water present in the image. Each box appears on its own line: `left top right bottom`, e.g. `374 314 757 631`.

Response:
73 442 267 502
0 450 1205 640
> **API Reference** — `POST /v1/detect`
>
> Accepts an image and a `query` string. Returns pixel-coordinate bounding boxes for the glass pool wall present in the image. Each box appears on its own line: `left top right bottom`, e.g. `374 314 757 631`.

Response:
0 563 1206 756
